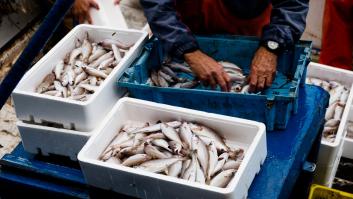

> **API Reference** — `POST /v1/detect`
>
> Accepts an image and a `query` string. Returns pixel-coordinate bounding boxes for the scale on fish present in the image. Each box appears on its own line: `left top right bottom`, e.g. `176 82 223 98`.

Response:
35 32 135 101
99 120 244 188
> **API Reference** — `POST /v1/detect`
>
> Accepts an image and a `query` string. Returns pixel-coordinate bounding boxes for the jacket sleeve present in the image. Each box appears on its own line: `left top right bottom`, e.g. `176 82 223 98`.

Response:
262 0 309 49
140 0 199 59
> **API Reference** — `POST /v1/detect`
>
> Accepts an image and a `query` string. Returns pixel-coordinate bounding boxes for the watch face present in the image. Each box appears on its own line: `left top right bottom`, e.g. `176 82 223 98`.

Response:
267 41 279 50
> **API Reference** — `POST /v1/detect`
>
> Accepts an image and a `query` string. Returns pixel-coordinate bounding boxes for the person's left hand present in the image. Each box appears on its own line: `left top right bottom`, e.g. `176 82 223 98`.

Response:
248 46 277 93
72 0 99 24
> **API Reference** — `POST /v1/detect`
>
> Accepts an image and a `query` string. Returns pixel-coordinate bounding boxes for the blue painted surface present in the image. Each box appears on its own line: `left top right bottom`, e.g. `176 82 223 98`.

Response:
0 85 329 199
118 36 312 130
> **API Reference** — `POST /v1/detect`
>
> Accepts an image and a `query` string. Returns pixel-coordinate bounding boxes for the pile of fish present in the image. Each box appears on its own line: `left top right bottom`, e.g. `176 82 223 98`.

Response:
346 122 353 139
306 77 349 142
36 33 134 101
148 61 251 93
100 120 244 188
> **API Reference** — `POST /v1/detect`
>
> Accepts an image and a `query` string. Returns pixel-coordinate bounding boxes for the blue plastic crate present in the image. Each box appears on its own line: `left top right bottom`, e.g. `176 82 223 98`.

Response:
118 36 312 131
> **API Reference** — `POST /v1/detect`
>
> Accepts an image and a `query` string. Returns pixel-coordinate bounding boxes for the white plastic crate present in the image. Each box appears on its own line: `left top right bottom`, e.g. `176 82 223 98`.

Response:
12 24 148 131
17 121 92 160
343 106 353 159
78 98 267 199
314 146 343 187
307 62 353 168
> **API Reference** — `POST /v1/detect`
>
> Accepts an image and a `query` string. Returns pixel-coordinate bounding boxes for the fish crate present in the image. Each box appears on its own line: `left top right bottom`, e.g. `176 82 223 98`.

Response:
78 97 267 199
306 63 353 175
12 24 148 132
17 121 94 161
343 106 353 159
118 36 312 131
314 146 342 187
308 184 353 199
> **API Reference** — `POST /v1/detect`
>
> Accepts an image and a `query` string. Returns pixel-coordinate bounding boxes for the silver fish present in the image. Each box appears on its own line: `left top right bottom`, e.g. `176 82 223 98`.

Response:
36 73 55 93
222 159 242 170
209 169 236 188
182 151 197 181
158 70 174 83
231 84 242 92
240 85 250 93
179 81 199 89
340 90 349 104
179 122 193 149
69 47 82 67
218 61 242 73
334 104 344 120
212 153 229 176
88 51 113 68
82 66 108 79
112 44 122 63
191 134 209 175
166 62 193 73
181 159 191 177
72 86 85 96
207 141 218 181
189 123 228 152
89 76 98 86
195 160 206 184
98 57 115 70
54 60 65 79
100 38 133 50
74 72 88 85
43 90 60 96
325 103 337 120
79 84 99 92
136 158 183 173
144 143 169 159
168 141 182 154
152 139 172 152
130 121 181 134
161 66 179 81
325 119 340 127
88 48 106 63
229 73 246 82
122 154 151 167
161 123 183 145
168 160 182 177
158 74 169 87
81 38 92 63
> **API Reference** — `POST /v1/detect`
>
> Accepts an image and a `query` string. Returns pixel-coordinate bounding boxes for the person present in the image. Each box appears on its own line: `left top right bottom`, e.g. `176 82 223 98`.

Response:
72 0 99 24
140 0 309 92
319 0 353 71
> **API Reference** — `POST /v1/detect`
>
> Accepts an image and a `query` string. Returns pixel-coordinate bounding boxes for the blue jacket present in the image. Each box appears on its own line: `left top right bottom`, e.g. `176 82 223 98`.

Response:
140 0 309 58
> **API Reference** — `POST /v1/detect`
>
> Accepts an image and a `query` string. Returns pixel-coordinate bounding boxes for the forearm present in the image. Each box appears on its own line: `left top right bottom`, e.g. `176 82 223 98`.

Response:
262 0 309 49
140 0 198 59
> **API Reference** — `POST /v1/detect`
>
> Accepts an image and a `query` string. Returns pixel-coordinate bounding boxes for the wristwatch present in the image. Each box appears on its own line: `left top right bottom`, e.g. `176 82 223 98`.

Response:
261 40 281 55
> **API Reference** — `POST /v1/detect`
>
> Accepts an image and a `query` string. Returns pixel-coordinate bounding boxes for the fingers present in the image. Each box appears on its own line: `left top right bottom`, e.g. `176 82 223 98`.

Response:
222 71 232 91
248 73 257 93
209 75 217 90
89 0 100 10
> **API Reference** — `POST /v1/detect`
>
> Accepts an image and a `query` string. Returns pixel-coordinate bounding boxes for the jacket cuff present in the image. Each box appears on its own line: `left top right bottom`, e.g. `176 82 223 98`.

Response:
172 41 199 60
261 25 294 50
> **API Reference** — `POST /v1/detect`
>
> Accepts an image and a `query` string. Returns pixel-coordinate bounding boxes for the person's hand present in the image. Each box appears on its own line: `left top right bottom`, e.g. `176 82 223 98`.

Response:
248 46 277 93
72 0 99 24
184 50 231 91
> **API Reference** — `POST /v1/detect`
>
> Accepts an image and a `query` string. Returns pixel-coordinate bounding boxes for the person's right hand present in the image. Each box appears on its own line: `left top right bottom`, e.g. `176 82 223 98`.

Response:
72 0 99 24
184 50 231 92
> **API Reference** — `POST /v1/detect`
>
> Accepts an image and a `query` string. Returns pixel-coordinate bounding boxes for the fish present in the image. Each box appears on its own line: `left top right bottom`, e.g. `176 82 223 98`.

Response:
69 47 82 67
334 104 344 120
152 139 172 152
79 84 99 92
222 159 241 170
54 60 65 79
231 84 242 93
325 103 337 121
98 57 115 70
189 123 228 152
122 154 151 167
218 61 242 73
191 134 209 175
88 51 113 68
144 143 169 159
325 119 340 127
74 72 88 85
136 158 183 173
106 156 122 165
181 159 191 177
81 38 92 63
158 74 169 87
161 123 183 145
195 160 206 184
161 66 179 81
168 141 182 154
207 142 218 181
209 169 236 188
212 153 229 176
168 160 182 177
36 73 56 93
182 151 197 181
82 66 108 79
111 44 122 63
158 70 174 83
166 62 193 74
88 48 107 63
179 122 193 149
99 38 134 50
